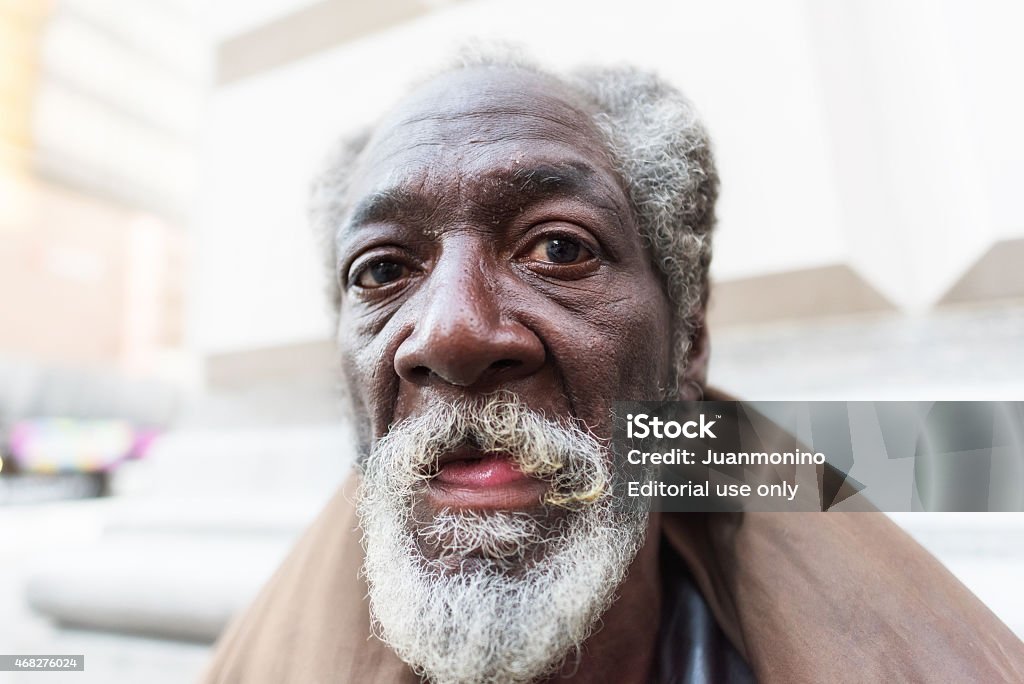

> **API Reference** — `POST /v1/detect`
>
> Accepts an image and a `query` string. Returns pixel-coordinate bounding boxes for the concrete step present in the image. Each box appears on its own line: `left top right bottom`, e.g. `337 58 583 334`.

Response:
26 534 290 643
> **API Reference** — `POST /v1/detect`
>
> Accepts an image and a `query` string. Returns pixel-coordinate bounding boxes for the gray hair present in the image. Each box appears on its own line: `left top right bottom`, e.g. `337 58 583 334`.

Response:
310 58 718 385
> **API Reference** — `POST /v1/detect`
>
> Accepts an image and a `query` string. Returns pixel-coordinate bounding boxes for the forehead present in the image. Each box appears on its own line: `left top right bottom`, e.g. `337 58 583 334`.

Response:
344 68 622 210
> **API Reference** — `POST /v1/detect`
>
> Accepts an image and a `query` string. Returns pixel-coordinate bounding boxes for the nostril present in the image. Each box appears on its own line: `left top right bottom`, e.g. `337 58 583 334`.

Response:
410 366 433 382
491 359 520 371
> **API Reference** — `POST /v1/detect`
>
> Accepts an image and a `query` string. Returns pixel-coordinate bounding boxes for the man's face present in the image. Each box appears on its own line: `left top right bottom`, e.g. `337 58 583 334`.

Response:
335 67 675 684
337 66 673 470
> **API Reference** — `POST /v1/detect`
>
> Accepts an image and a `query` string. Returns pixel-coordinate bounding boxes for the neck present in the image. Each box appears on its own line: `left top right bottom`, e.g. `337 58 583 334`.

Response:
545 514 664 683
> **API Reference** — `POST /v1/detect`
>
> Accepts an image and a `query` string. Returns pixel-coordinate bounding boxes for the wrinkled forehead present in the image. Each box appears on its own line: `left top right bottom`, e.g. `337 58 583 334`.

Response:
345 67 620 205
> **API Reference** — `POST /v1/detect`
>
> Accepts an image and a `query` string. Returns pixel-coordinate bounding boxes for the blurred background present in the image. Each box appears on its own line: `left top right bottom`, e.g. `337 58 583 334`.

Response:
1 0 1022 681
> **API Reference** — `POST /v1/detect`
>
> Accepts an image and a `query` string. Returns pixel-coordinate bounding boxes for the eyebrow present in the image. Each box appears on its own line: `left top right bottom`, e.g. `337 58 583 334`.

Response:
340 162 613 238
346 187 426 232
509 162 596 196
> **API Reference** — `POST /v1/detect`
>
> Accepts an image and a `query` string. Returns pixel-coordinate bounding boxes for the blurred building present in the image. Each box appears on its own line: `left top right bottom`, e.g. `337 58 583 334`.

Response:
0 0 204 382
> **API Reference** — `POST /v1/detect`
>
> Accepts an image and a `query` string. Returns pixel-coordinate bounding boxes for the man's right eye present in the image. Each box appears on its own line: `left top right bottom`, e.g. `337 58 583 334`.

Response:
355 260 409 288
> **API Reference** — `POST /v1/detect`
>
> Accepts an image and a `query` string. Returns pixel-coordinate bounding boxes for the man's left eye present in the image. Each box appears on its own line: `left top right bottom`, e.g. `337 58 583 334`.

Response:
527 236 592 265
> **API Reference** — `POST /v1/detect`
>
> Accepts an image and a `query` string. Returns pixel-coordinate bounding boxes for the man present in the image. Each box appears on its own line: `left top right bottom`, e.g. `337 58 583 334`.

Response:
203 58 1023 683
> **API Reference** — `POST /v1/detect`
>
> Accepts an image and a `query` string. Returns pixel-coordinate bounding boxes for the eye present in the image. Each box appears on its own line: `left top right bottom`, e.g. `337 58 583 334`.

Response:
527 236 592 265
355 259 410 288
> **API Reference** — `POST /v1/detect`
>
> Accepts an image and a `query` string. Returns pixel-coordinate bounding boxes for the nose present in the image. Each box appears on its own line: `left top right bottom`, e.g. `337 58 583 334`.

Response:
394 251 545 388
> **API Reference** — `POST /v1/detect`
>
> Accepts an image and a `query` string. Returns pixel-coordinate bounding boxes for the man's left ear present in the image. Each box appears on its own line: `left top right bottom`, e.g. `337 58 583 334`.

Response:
678 317 710 400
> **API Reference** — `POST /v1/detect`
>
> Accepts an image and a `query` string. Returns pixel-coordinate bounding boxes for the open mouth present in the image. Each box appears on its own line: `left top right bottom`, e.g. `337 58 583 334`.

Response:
419 444 551 511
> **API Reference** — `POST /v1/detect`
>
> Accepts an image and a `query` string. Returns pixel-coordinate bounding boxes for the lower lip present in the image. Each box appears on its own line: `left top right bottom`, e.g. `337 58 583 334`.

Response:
426 454 548 510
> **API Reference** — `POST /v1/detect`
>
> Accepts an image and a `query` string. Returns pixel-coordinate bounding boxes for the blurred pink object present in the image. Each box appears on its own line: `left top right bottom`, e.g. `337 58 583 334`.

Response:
7 419 159 474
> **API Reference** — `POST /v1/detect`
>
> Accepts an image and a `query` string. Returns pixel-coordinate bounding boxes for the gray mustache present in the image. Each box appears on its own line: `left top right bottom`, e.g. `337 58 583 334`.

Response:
362 392 610 508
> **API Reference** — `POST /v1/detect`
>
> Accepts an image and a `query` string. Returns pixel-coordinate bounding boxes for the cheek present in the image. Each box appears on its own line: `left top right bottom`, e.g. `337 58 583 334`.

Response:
611 295 674 394
538 275 673 431
337 312 404 440
336 331 370 437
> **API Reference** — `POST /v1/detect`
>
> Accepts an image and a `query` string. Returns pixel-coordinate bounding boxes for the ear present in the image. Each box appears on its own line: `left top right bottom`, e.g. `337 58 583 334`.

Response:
677 315 710 400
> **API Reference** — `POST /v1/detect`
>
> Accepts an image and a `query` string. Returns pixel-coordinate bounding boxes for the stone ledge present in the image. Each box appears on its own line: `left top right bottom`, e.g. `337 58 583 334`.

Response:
26 535 291 643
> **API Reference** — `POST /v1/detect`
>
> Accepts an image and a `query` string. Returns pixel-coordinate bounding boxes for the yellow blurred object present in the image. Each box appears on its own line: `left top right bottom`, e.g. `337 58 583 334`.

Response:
0 0 51 174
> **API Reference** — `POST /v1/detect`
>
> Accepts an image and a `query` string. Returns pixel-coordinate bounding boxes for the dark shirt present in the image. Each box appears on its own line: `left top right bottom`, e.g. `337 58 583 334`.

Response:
654 543 756 683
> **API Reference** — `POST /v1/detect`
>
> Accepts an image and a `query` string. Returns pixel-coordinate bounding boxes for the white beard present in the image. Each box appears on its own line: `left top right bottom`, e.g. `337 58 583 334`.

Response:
357 393 648 684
